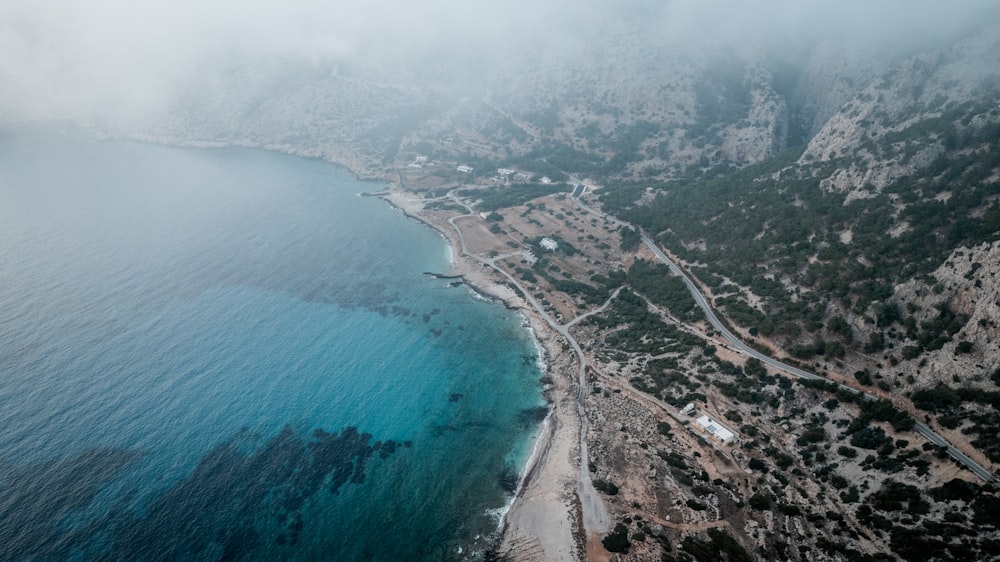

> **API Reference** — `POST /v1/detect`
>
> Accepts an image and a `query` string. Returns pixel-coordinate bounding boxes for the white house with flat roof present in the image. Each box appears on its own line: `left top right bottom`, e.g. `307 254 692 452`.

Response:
695 415 736 444
456 165 473 173
540 238 559 251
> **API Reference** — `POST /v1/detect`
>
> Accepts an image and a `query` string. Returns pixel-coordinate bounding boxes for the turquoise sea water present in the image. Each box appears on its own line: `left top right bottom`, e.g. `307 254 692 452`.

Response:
0 124 544 561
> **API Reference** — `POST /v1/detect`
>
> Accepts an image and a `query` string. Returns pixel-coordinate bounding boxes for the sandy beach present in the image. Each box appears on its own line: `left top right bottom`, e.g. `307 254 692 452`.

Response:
381 187 588 561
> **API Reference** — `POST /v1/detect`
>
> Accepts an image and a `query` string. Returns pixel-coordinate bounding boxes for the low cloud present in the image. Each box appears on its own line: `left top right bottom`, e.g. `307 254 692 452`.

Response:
1 0 997 121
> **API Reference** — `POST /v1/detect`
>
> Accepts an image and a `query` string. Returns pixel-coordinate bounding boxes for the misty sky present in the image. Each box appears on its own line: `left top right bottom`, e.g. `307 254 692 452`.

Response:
2 0 997 121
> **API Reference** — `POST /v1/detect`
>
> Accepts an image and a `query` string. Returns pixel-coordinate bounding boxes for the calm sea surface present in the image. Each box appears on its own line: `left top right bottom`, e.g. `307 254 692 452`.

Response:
0 124 544 561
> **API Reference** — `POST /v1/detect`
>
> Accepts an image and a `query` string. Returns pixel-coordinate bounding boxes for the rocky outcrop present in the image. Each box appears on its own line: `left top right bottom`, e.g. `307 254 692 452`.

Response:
718 85 788 164
887 241 1000 390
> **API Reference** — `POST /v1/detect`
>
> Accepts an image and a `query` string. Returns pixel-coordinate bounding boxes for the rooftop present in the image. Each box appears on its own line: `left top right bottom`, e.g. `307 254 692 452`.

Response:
695 415 736 444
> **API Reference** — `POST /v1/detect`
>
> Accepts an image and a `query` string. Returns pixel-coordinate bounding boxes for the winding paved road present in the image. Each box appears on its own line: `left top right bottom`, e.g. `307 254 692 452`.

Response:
638 233 997 483
572 192 998 484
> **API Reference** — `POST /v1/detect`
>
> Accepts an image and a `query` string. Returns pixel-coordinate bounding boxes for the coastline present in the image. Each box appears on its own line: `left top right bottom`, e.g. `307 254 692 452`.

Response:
1 125 577 561
101 129 388 181
72 124 585 560
381 187 584 561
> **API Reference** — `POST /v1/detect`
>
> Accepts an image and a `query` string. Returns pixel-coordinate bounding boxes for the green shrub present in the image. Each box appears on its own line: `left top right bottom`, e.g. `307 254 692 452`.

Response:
687 499 708 511
593 479 620 496
748 493 771 510
602 523 630 553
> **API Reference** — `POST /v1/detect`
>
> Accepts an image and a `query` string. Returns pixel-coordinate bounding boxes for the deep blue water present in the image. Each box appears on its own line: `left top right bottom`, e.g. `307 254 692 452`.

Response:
0 124 544 561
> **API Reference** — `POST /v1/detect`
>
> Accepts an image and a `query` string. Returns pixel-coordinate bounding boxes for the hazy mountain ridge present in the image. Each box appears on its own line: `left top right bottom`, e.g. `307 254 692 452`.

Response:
798 24 1000 197
113 59 459 178
123 19 997 185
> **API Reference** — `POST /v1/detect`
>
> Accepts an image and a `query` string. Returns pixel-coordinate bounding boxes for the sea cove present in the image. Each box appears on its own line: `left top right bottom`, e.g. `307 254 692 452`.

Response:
0 124 545 561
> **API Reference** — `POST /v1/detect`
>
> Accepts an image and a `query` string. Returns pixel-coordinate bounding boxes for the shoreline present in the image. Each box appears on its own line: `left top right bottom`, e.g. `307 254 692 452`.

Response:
381 187 584 561
63 124 586 561
103 129 388 181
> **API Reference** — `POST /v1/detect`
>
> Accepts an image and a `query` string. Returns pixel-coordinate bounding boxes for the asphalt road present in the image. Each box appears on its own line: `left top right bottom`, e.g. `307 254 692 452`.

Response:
568 189 996 484
638 232 998 484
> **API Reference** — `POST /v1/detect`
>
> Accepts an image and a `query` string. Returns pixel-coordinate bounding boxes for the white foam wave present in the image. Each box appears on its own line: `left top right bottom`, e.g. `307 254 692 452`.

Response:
489 411 552 534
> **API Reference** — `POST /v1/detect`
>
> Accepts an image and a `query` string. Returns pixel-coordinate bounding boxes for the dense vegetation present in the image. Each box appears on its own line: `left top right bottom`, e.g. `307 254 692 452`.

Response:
457 183 566 211
599 98 1000 361
590 289 705 356
911 381 1000 462
626 259 705 323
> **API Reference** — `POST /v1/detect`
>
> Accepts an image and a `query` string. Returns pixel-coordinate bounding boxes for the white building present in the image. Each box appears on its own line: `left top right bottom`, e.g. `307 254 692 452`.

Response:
540 176 552 184
456 165 473 173
497 168 515 177
695 415 736 445
540 238 559 251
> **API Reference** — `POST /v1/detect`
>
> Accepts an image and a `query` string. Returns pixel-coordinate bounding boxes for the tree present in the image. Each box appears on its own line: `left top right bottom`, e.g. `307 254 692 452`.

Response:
748 493 771 510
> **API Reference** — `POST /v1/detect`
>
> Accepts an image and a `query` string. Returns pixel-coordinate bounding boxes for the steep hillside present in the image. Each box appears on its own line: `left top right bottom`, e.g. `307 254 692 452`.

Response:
125 18 889 182
799 25 1000 198
594 27 1000 499
601 24 1000 367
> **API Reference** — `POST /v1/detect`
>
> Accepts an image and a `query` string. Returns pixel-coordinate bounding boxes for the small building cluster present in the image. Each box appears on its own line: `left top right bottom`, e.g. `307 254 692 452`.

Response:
540 238 559 251
490 168 517 184
407 155 430 168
